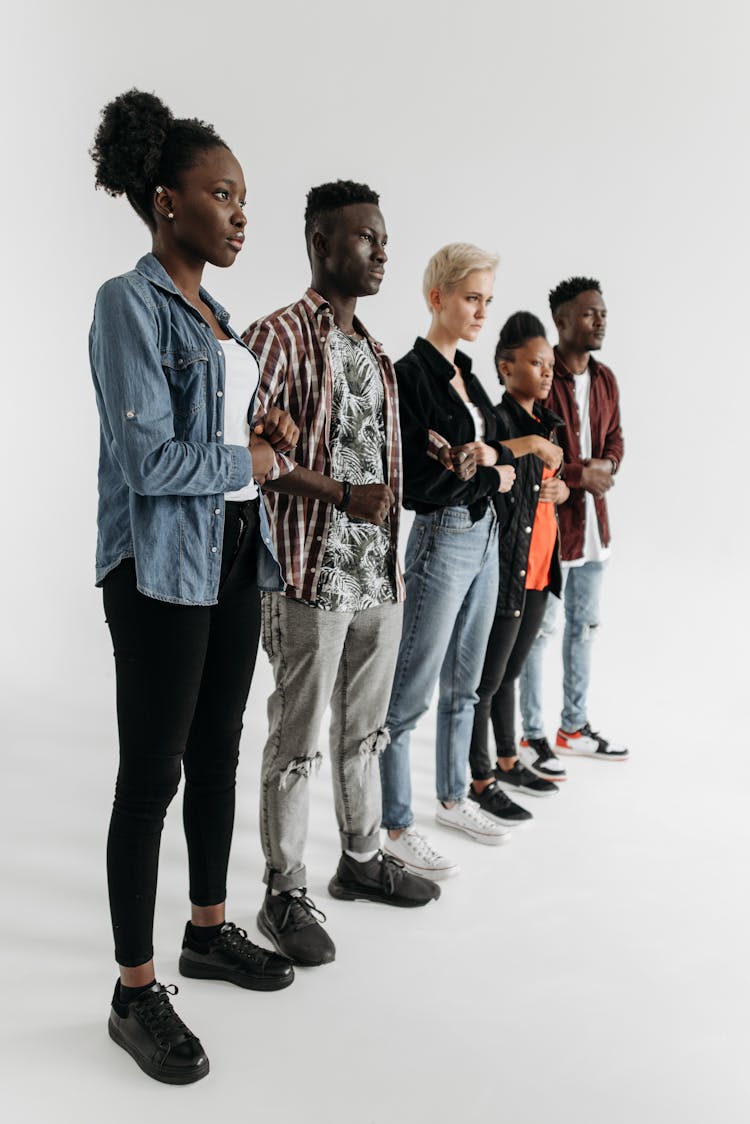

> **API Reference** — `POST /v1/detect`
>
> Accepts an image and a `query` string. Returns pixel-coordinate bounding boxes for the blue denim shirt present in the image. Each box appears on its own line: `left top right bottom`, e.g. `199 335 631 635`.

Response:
90 253 283 605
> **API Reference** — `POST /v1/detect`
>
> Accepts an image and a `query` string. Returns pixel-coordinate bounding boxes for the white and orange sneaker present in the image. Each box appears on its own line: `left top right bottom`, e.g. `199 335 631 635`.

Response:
555 723 629 761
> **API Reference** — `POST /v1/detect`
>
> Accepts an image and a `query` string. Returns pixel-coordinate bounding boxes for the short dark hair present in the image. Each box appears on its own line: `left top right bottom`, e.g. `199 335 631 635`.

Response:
494 310 547 373
304 179 380 244
548 276 602 316
91 88 227 230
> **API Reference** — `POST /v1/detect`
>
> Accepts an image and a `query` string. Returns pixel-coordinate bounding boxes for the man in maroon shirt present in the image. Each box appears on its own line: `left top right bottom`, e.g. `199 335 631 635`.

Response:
518 277 629 770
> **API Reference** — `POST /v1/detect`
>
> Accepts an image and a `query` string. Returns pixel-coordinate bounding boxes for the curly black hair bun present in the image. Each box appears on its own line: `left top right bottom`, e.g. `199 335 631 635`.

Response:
91 89 172 200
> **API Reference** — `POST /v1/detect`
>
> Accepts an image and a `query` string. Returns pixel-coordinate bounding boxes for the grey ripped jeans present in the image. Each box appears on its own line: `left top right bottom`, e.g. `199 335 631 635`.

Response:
259 593 403 892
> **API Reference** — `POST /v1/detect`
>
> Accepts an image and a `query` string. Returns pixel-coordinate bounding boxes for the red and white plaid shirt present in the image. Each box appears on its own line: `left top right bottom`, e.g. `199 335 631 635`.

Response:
244 289 405 603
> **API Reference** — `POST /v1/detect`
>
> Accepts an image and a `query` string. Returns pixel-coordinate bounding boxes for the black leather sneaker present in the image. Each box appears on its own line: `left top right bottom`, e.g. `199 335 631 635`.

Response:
257 889 336 967
108 981 209 1085
328 851 441 906
493 760 559 797
468 780 533 825
179 921 294 991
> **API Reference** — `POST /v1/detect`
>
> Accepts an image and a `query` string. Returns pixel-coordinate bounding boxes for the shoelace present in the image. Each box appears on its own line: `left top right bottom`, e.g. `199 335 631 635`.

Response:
280 892 327 931
403 830 445 864
377 852 406 895
137 984 193 1047
532 738 553 762
216 923 267 963
459 798 496 826
483 782 513 810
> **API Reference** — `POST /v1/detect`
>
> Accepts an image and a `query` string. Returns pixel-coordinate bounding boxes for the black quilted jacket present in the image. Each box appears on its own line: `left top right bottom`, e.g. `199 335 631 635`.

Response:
495 393 565 617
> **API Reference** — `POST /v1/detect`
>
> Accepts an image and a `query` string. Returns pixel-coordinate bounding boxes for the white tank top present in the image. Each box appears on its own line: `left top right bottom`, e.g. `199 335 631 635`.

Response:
221 337 260 502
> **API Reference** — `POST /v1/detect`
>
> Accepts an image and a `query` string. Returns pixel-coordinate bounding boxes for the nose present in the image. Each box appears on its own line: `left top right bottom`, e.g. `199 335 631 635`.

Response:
373 239 387 263
232 204 247 229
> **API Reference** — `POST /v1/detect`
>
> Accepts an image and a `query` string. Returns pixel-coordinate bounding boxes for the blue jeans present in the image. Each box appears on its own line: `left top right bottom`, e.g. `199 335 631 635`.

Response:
519 560 607 737
380 505 499 830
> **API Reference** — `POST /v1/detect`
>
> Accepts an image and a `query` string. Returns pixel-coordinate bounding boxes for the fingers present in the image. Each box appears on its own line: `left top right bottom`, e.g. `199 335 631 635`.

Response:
254 408 300 451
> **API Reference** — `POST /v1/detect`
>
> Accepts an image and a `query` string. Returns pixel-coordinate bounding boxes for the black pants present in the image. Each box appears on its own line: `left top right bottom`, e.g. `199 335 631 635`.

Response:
102 501 262 967
468 588 548 781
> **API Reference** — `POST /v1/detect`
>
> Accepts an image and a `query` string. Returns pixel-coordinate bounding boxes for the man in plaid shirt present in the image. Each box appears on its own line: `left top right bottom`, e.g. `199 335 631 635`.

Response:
243 181 442 967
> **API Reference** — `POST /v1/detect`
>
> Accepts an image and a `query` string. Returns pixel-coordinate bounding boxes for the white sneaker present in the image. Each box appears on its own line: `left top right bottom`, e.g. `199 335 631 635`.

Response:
383 826 460 880
435 799 511 846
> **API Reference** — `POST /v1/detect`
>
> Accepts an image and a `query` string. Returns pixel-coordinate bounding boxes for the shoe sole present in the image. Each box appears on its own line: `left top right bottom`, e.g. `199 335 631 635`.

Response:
434 814 511 846
327 876 440 906
493 778 558 798
255 911 335 967
381 847 460 880
108 1020 209 1085
524 762 567 781
555 746 629 761
178 954 295 991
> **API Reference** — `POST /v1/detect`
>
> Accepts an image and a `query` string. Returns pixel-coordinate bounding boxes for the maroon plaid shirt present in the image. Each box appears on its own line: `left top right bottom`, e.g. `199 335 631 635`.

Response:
243 289 405 603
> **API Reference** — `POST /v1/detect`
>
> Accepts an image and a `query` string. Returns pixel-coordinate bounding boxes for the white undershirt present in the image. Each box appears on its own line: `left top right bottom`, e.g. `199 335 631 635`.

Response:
462 399 485 441
563 370 610 568
221 337 260 502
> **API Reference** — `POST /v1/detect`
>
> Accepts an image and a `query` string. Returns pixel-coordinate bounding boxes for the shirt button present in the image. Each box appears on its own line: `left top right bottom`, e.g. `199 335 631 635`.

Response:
217 390 223 397
513 610 521 618
309 567 316 573
126 411 135 419
316 535 322 542
519 569 526 577
217 348 222 356
533 484 540 492
211 546 218 553
216 430 222 437
214 508 220 515
524 525 532 533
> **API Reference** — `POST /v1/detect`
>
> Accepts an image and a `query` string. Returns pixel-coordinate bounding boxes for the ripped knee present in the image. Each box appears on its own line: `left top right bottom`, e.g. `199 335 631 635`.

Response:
358 726 391 759
278 752 323 790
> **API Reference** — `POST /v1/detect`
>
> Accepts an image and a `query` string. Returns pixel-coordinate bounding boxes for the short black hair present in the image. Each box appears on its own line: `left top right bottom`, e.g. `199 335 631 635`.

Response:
494 310 547 374
548 276 601 316
91 89 227 230
304 179 380 245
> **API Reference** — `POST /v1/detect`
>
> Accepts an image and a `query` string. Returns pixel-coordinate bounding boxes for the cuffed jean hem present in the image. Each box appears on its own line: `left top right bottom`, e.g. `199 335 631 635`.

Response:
437 790 468 804
339 829 382 852
263 865 307 893
381 816 415 832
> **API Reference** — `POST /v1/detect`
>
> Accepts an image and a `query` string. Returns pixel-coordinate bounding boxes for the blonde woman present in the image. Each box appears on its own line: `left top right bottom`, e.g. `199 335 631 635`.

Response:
380 244 517 877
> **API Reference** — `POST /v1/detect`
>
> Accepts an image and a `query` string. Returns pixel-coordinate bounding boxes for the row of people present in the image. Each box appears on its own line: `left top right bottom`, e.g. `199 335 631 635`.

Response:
89 90 626 1087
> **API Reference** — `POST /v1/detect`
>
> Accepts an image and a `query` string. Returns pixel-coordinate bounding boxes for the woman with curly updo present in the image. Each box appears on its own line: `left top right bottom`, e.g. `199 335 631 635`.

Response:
90 89 299 1084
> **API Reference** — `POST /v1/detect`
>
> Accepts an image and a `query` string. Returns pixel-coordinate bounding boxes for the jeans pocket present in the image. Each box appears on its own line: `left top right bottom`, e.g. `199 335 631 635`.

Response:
435 505 474 535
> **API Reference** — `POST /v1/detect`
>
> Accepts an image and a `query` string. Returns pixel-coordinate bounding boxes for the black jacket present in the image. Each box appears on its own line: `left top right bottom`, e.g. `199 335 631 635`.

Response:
395 337 515 522
494 393 564 616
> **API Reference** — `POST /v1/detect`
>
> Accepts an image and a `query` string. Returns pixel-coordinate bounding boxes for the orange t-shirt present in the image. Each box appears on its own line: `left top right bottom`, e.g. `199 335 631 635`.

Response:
525 466 558 590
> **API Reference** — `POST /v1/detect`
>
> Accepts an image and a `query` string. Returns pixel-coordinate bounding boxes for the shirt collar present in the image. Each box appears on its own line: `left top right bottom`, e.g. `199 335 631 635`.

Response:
304 287 385 353
554 346 604 380
413 336 473 383
500 391 564 431
134 253 230 323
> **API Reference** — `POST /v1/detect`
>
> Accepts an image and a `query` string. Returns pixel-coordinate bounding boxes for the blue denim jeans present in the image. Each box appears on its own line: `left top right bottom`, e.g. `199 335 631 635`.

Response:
519 560 607 737
380 505 498 830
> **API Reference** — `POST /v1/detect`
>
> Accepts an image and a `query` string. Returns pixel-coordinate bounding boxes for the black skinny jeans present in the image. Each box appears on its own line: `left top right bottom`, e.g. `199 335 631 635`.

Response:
469 588 548 781
102 501 262 967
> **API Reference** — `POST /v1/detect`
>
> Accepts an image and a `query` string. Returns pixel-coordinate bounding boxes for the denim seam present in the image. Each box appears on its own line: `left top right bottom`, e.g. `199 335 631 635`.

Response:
261 594 287 878
336 627 352 842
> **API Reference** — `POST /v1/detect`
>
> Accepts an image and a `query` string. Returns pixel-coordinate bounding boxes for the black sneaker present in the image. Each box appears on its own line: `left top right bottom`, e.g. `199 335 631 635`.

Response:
493 760 559 797
108 981 209 1085
328 851 441 907
179 921 294 991
257 889 336 967
519 736 567 780
468 780 533 825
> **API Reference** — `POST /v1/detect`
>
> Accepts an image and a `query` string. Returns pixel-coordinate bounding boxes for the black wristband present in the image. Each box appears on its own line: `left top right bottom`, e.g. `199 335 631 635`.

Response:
335 480 352 512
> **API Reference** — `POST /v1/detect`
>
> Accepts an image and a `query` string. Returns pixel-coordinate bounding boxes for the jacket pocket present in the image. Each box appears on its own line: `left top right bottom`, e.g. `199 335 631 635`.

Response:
161 349 209 418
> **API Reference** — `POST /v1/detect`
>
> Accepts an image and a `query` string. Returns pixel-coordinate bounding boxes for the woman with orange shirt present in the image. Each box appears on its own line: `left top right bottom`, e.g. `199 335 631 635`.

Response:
467 312 570 821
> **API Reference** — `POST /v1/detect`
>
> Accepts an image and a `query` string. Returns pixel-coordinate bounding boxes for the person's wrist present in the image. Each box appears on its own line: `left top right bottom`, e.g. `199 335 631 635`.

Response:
335 480 352 511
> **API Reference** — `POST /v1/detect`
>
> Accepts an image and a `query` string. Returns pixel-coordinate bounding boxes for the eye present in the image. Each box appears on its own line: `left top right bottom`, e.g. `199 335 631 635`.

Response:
360 232 374 243
240 200 246 210
214 190 230 200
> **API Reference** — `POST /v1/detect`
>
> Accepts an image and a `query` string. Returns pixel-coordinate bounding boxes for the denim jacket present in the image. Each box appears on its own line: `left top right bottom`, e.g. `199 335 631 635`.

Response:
89 253 283 605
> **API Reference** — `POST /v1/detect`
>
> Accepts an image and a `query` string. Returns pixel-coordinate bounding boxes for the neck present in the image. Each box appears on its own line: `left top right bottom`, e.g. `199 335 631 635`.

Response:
311 272 358 334
557 342 590 375
152 239 205 303
425 322 459 365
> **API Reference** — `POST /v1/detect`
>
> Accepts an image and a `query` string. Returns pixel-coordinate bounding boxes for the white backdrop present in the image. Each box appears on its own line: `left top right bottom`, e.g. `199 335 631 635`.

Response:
2 2 749 1121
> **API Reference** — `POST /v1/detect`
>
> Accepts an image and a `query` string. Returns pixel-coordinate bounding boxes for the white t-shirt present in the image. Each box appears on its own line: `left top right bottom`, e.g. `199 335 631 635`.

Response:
221 337 260 502
462 399 486 441
563 370 610 568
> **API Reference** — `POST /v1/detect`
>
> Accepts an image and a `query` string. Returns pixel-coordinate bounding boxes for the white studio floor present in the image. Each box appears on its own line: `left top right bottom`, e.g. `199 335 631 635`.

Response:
2 571 747 1124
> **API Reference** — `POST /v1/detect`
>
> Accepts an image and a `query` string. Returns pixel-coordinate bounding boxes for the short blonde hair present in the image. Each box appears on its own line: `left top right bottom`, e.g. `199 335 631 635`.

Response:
422 242 499 308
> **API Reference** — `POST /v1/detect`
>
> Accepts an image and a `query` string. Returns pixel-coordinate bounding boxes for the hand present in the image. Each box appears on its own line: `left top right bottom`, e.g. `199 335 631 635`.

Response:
539 477 570 504
437 444 477 480
253 406 300 452
346 483 395 525
459 441 500 468
249 432 275 485
532 437 563 471
495 464 516 493
581 458 614 498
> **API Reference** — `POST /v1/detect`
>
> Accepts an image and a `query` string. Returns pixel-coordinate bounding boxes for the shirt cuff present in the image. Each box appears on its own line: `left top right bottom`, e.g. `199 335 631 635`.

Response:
265 449 296 481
